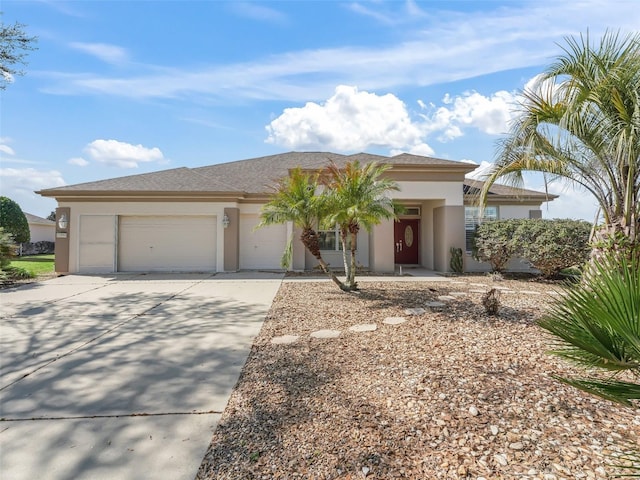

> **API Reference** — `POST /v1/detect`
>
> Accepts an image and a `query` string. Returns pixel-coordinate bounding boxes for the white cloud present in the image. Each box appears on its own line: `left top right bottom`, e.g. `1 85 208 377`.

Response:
229 2 287 23
266 85 429 153
421 90 517 141
68 157 89 166
83 139 165 168
0 144 16 156
0 167 66 216
537 181 599 222
41 2 640 102
464 160 494 180
69 42 129 64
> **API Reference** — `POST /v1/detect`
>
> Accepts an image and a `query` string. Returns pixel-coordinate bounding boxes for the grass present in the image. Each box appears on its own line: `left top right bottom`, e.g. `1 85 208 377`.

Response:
9 254 55 276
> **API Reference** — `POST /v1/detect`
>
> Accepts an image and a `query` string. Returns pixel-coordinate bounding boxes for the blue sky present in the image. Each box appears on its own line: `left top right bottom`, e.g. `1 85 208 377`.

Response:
1 0 638 220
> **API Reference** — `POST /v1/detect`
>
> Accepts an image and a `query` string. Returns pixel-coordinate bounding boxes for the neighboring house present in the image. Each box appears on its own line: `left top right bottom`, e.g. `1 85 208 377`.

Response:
24 212 56 243
36 152 556 274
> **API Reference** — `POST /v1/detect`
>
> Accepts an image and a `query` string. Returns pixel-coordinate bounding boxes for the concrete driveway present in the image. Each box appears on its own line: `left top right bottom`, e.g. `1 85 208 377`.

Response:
0 272 283 480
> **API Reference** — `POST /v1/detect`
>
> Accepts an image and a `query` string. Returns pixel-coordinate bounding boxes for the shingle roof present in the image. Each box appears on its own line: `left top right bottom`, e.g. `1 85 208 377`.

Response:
463 179 558 199
36 151 552 200
24 212 55 225
38 167 241 194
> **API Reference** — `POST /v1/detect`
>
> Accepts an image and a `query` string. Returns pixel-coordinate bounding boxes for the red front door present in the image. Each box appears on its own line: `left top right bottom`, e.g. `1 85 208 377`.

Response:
394 219 419 264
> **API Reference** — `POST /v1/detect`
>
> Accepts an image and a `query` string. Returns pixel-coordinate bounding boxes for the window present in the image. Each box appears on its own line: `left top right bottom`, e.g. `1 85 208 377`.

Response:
318 226 356 251
465 206 498 252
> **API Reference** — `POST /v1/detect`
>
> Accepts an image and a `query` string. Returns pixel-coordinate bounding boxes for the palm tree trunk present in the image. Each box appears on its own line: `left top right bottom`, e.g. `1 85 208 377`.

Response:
301 228 348 291
340 228 352 289
349 230 358 290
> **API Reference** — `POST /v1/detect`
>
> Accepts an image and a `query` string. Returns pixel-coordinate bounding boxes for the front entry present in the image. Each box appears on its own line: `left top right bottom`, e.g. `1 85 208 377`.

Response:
394 219 419 264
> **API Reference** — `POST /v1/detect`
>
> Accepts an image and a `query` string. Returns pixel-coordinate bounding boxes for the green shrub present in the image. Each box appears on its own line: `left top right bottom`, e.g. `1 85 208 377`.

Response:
449 247 463 273
4 265 35 279
472 219 523 272
0 197 30 244
0 227 17 270
516 219 591 278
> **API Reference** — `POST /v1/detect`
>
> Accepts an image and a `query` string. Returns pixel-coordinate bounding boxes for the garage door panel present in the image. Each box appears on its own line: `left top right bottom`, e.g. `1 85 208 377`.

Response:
79 215 116 273
118 216 216 272
239 215 286 269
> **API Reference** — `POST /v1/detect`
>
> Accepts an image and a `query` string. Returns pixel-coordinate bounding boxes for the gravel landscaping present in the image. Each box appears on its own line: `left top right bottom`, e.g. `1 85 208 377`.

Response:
197 275 639 480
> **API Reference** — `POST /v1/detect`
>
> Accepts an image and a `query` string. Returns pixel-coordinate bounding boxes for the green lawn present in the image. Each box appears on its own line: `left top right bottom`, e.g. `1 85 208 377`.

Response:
10 254 55 276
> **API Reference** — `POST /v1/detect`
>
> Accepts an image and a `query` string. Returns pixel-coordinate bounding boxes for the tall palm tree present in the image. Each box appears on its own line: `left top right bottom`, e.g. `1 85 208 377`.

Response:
479 31 640 259
259 167 347 290
323 161 401 291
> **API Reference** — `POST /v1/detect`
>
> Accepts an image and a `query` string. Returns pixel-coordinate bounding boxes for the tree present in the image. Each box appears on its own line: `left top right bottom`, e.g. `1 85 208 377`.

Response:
0 196 29 243
259 167 347 291
322 161 400 291
479 31 640 260
47 211 56 222
1 16 37 89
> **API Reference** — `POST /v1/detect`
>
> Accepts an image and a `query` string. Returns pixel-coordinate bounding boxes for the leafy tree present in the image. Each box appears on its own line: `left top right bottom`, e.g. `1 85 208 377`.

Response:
47 211 56 222
472 219 523 272
259 167 347 291
516 219 591 277
479 31 640 261
0 196 29 243
322 161 400 291
0 16 37 89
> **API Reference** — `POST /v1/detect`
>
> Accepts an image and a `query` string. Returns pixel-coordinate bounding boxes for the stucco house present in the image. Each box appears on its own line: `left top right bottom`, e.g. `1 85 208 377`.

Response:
36 152 556 275
24 212 56 243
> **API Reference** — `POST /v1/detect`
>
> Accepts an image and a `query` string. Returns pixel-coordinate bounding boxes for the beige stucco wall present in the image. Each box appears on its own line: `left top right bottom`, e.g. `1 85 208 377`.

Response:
29 223 55 243
369 219 395 273
433 205 465 272
394 181 463 204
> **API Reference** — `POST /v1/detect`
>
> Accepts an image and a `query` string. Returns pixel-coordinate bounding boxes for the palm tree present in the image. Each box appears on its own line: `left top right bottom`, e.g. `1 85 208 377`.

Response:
538 253 640 477
259 167 347 291
479 31 640 260
322 161 401 291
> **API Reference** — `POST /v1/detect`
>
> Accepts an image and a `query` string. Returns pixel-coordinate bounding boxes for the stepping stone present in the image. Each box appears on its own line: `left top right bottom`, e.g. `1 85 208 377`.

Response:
383 317 407 325
449 292 467 297
520 290 542 295
436 295 456 301
450 281 466 285
469 289 487 293
349 323 377 332
271 335 300 345
404 307 426 316
471 283 487 287
493 286 511 290
426 301 447 308
310 329 341 339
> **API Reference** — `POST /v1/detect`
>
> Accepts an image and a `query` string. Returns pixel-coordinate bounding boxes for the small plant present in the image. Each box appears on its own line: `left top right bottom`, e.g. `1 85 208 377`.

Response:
488 271 504 282
4 266 35 279
449 247 463 273
482 288 501 316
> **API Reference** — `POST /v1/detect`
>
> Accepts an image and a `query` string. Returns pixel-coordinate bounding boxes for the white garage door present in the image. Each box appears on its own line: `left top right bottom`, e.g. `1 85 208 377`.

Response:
239 214 287 269
118 216 216 272
79 215 117 273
